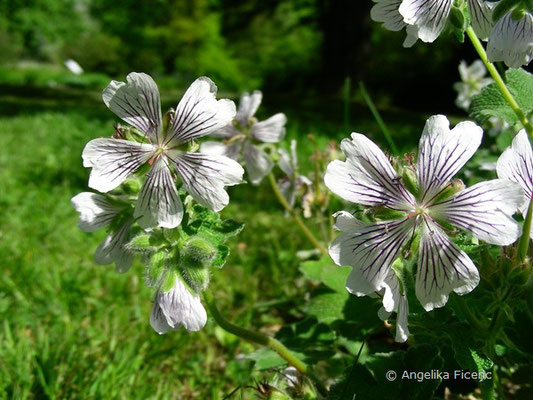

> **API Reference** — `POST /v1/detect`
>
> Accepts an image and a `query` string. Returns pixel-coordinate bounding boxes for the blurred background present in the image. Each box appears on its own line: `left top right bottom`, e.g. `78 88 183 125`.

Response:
0 1 500 399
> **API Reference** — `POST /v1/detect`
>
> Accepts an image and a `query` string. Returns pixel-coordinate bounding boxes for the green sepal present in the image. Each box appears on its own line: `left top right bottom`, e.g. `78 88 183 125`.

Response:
493 0 522 23
161 271 177 293
431 180 465 204
401 166 419 198
147 250 167 285
370 206 407 222
512 5 527 20
121 178 142 194
450 3 467 31
181 267 210 293
126 233 154 253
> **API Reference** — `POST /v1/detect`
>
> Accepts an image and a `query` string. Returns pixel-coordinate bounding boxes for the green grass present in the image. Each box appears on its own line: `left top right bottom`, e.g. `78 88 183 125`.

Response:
0 78 426 399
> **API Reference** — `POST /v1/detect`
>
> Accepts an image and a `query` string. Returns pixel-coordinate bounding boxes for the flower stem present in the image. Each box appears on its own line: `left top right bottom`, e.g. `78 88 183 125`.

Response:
203 292 328 397
518 198 533 263
465 26 533 138
267 172 328 256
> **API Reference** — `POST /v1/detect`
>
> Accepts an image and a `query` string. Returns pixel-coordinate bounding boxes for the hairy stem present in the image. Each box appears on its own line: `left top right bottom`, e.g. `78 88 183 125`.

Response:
204 292 328 397
268 172 328 256
518 198 533 263
466 26 533 138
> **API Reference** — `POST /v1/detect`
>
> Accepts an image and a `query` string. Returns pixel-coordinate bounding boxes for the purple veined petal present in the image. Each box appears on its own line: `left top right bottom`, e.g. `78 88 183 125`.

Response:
332 210 365 231
497 129 533 218
278 148 293 177
417 115 482 204
210 123 241 139
164 77 236 147
330 218 416 291
468 0 494 40
94 220 134 273
250 113 287 143
169 151 244 211
150 275 207 334
416 219 480 311
399 0 453 43
324 133 415 211
71 192 122 232
236 90 262 124
430 179 523 245
134 155 183 229
278 179 294 208
487 12 533 68
102 72 162 144
82 138 156 193
371 0 406 32
395 293 409 342
243 142 274 185
375 269 409 343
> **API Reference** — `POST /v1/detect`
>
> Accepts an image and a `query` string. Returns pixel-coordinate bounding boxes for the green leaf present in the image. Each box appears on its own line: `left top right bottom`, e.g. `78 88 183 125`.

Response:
449 324 493 375
469 69 533 125
304 288 349 324
299 257 351 292
211 245 229 268
244 348 286 370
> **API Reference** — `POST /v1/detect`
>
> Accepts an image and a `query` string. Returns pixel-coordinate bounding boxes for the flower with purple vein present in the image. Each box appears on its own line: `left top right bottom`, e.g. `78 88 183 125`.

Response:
497 129 533 232
371 0 494 47
71 192 134 272
201 90 287 184
82 72 244 229
325 115 522 324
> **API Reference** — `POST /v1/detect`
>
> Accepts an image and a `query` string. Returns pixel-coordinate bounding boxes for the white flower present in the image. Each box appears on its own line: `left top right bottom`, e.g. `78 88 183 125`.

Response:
497 129 533 235
71 192 133 273
325 115 523 313
201 90 287 184
277 140 312 209
453 60 493 111
487 11 533 68
371 0 493 47
82 73 244 229
150 275 207 334
333 211 409 342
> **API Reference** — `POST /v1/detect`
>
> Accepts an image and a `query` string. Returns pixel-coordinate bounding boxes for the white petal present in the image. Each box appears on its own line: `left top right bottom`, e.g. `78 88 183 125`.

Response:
210 123 241 139
399 0 453 43
102 72 162 143
487 12 533 68
278 148 293 176
200 140 243 161
371 0 406 31
134 156 183 229
330 218 416 291
417 115 482 203
82 138 155 193
395 294 410 343
243 142 274 185
165 77 236 146
332 211 365 231
468 0 494 40
94 221 134 273
71 192 122 232
431 179 523 245
324 133 415 211
496 129 533 217
152 277 207 333
170 152 244 211
416 221 479 311
236 91 262 124
250 113 287 143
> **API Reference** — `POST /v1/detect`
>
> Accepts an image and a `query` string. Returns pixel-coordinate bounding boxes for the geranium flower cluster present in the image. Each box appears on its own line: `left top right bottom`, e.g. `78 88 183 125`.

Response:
325 115 529 342
371 0 533 67
72 73 244 334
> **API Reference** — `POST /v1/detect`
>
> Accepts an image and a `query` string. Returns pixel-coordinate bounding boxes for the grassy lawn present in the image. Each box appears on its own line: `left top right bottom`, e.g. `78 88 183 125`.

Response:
0 76 427 399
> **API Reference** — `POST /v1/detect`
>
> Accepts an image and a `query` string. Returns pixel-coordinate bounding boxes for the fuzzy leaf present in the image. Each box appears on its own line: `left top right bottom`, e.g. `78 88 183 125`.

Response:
469 69 533 125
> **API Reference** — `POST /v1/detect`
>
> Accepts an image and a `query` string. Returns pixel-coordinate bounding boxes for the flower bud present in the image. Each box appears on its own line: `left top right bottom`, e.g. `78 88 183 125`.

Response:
179 237 217 292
